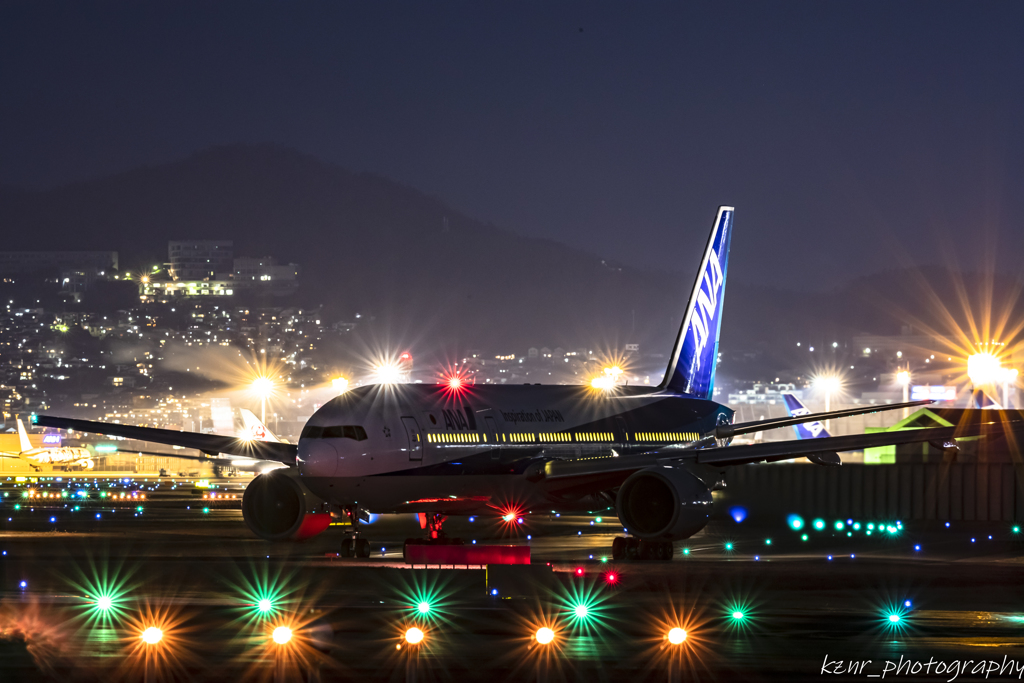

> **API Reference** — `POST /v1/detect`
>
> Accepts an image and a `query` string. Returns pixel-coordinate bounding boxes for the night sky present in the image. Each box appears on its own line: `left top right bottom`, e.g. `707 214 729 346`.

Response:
1 2 1022 287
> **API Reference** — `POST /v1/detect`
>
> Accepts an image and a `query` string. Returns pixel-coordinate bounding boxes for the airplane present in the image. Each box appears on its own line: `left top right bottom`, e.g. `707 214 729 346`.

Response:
2 418 94 470
35 206 1024 561
782 393 830 440
116 408 290 476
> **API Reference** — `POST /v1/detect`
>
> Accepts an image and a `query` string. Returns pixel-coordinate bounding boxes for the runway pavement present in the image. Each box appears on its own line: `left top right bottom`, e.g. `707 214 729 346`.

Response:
0 475 1022 681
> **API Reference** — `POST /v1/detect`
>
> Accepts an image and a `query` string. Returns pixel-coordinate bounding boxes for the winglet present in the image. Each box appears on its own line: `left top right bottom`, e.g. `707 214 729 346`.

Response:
659 206 734 398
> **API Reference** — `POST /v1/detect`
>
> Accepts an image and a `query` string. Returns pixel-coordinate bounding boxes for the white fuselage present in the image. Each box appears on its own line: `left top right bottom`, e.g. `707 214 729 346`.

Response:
295 383 731 514
16 447 94 468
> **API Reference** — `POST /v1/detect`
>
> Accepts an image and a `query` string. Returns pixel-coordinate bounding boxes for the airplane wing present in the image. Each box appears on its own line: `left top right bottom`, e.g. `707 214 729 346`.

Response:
32 415 297 465
714 399 934 439
529 417 1024 484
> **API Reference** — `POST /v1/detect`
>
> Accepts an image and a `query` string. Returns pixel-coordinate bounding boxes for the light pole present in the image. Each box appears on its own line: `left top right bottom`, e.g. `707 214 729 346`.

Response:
896 370 911 420
814 375 841 431
252 377 274 424
1004 368 1018 409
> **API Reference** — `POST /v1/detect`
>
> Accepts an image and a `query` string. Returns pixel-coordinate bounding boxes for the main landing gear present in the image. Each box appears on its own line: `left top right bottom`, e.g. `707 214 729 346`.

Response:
612 537 674 561
339 506 371 558
403 512 465 560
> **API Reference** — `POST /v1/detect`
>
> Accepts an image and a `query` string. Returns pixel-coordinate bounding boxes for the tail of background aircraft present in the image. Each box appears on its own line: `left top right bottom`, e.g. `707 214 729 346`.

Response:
239 409 287 443
660 206 734 399
16 418 33 453
782 394 831 439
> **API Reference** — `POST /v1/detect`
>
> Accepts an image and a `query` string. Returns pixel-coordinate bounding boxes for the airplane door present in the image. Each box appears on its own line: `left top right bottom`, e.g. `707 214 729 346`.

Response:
401 417 423 461
616 417 628 445
484 416 499 460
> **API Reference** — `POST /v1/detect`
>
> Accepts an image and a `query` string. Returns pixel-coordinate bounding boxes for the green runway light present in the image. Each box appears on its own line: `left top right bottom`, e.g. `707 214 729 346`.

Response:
853 522 861 530
202 507 210 514
417 601 431 615
682 548 690 555
765 538 772 545
595 517 602 523
1014 526 1020 533
573 603 590 620
732 611 745 621
724 542 733 551
867 523 875 530
257 598 273 613
834 520 845 531
888 614 900 623
96 595 113 611
801 534 808 541
813 518 825 530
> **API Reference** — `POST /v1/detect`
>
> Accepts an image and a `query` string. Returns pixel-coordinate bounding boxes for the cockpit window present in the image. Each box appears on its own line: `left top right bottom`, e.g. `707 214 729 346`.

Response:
300 425 368 441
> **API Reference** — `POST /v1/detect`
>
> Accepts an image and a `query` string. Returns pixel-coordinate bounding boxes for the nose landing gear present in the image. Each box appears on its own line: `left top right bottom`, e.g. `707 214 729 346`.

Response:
339 506 372 558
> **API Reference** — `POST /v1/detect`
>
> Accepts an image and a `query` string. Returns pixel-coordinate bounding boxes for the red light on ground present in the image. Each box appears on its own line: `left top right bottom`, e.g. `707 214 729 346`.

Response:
605 572 619 584
574 567 585 577
447 376 463 390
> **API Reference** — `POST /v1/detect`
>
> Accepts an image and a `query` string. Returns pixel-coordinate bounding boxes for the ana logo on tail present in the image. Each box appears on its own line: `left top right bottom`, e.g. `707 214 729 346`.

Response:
661 206 734 399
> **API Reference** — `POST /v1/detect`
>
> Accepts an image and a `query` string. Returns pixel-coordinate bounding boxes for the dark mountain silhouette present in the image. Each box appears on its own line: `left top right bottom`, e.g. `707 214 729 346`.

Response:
0 145 677 352
0 144 1019 371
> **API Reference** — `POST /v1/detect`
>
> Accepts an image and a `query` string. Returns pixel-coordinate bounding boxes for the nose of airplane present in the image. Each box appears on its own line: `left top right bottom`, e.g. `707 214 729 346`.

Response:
298 440 339 477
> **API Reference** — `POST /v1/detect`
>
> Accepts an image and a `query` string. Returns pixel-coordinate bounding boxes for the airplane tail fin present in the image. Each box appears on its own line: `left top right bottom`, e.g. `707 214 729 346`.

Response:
239 409 287 443
660 206 734 399
783 394 832 439
16 418 33 453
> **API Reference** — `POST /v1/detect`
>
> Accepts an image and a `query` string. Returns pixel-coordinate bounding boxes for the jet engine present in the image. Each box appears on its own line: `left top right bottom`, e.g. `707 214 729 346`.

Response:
615 466 713 540
242 468 332 541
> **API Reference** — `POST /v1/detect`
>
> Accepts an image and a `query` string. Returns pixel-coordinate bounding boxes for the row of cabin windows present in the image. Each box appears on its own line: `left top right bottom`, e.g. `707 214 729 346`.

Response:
302 426 699 445
425 431 695 445
300 425 368 441
427 433 483 444
635 432 699 442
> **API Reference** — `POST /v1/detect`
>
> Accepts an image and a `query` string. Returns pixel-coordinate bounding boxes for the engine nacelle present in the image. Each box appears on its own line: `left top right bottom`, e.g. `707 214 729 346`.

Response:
615 466 713 540
242 468 332 541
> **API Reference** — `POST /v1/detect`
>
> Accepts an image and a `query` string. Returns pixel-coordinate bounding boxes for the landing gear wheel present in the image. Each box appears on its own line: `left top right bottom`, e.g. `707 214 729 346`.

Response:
612 537 626 560
340 538 355 557
356 538 370 558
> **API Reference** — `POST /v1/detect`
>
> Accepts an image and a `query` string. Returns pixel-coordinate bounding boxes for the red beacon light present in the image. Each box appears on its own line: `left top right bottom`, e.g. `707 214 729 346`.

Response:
447 376 463 390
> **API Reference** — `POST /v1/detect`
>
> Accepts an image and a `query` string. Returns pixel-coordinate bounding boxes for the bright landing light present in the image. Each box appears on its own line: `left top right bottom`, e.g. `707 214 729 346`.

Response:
535 627 555 645
405 627 424 644
96 595 113 611
667 627 687 645
141 627 163 645
252 377 274 396
966 356 1007 387
272 626 292 644
375 363 402 385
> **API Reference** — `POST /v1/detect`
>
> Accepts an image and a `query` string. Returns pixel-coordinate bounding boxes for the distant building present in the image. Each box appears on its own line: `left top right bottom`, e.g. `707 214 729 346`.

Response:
140 279 234 301
168 241 233 281
232 256 299 295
